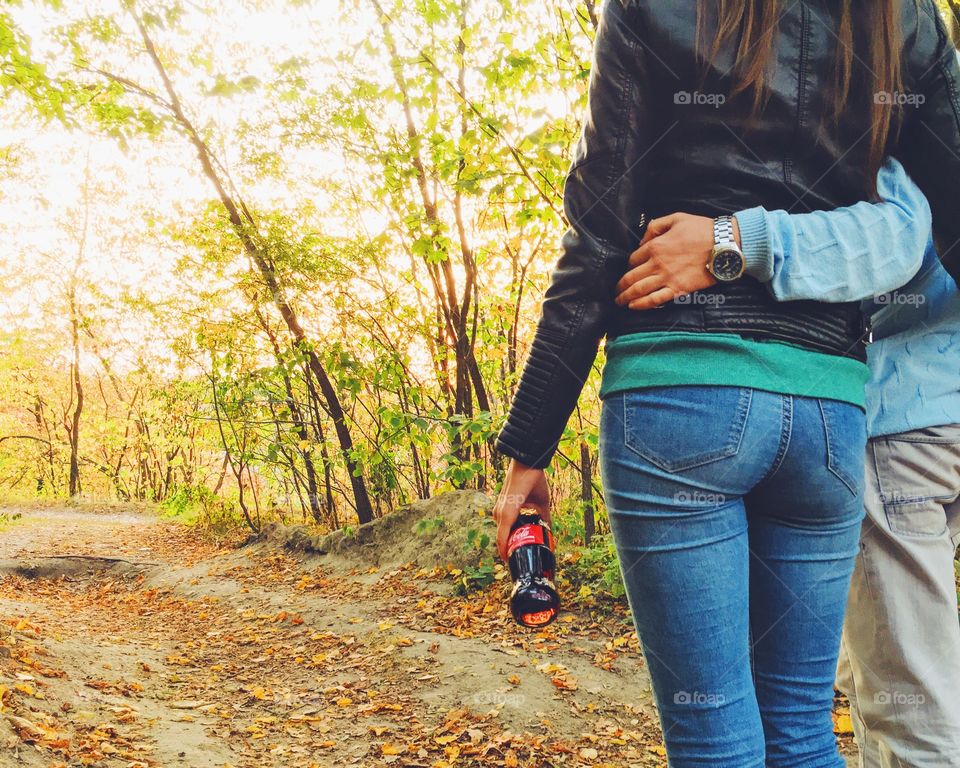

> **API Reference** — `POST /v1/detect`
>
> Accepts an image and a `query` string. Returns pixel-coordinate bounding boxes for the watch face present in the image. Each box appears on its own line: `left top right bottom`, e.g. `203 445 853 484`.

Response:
711 248 744 281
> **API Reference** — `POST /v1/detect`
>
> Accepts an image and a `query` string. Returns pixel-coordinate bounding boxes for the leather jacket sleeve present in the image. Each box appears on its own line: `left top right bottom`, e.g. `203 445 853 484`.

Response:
897 0 960 283
494 0 652 469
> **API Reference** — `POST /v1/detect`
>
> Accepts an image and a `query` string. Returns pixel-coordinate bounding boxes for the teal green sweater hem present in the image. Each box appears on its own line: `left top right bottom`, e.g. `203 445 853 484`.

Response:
600 332 869 409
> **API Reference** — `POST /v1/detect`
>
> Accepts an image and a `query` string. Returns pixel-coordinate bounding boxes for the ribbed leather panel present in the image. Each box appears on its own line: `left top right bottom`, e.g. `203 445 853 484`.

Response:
495 325 579 469
606 278 868 362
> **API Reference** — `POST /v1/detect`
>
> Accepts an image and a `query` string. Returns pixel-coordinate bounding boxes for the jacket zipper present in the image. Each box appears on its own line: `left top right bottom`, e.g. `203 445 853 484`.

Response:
785 3 811 186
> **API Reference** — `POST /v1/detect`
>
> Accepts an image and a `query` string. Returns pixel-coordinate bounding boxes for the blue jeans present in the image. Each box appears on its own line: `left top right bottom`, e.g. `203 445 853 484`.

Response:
598 386 866 768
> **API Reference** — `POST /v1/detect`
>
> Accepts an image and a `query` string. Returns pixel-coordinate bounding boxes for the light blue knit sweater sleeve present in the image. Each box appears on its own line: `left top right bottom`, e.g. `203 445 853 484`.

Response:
732 158 931 302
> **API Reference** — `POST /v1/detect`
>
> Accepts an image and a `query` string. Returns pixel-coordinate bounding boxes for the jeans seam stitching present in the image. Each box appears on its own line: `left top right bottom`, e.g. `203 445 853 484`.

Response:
762 395 793 483
820 400 860 497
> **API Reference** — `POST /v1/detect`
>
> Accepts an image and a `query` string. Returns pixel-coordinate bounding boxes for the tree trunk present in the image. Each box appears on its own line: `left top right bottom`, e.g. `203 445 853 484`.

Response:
256 307 323 523
126 8 373 524
32 397 46 493
67 287 83 497
580 441 595 545
373 0 495 478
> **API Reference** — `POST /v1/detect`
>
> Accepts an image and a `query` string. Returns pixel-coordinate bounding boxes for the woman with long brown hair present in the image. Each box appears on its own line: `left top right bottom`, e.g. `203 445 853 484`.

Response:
493 1 960 765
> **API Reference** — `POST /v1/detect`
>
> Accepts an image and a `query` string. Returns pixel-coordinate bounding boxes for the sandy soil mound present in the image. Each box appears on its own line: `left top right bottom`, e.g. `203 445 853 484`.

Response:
256 489 498 572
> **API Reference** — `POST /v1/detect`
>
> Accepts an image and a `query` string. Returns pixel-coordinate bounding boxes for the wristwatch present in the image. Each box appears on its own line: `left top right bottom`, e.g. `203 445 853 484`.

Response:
707 215 745 282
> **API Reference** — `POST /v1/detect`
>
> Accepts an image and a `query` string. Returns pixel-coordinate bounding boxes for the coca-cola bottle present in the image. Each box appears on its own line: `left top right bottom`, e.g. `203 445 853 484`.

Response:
507 510 559 627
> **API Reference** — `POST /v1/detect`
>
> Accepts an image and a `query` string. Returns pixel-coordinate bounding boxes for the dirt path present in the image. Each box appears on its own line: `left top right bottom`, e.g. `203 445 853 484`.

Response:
0 504 860 767
0 505 670 767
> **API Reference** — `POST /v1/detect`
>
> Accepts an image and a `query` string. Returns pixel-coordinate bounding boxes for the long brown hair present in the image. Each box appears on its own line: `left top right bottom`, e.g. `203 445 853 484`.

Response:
697 1 904 197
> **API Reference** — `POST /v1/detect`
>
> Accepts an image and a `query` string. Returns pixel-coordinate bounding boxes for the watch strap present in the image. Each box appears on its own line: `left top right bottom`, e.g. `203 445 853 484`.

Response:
714 215 735 247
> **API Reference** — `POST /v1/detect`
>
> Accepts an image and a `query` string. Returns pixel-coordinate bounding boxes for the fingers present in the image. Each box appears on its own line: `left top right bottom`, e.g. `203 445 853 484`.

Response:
639 214 677 247
626 213 686 273
537 504 552 526
626 248 650 272
495 463 553 561
628 286 677 310
619 212 711 308
616 259 657 295
525 468 552 525
627 239 654 269
616 273 667 306
495 492 523 563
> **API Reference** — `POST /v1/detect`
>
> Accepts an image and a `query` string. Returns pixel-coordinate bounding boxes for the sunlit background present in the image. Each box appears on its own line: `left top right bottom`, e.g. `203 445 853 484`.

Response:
4 1 956 531
0 0 594 525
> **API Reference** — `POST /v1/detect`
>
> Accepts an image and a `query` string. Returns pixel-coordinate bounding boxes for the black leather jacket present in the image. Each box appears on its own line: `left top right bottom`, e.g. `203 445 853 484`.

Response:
495 0 960 469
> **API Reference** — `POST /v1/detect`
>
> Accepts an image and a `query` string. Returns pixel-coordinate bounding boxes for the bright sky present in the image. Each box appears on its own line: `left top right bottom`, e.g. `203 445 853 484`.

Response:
0 0 574 378
1 1 375 356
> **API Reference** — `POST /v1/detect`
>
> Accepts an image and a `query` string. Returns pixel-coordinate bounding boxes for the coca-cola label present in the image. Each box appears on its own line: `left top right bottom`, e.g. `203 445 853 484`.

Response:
507 523 544 555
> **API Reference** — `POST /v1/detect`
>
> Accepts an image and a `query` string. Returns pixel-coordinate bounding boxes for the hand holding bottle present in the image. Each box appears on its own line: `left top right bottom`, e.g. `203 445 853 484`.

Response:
493 458 551 563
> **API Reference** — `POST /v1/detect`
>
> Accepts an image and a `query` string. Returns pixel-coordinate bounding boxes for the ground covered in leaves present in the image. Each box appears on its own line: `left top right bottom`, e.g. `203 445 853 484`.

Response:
0 502 668 767
0 501 858 767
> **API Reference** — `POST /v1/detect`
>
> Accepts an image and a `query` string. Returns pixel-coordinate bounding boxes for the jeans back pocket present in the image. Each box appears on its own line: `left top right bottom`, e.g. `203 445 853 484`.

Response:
621 386 753 473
